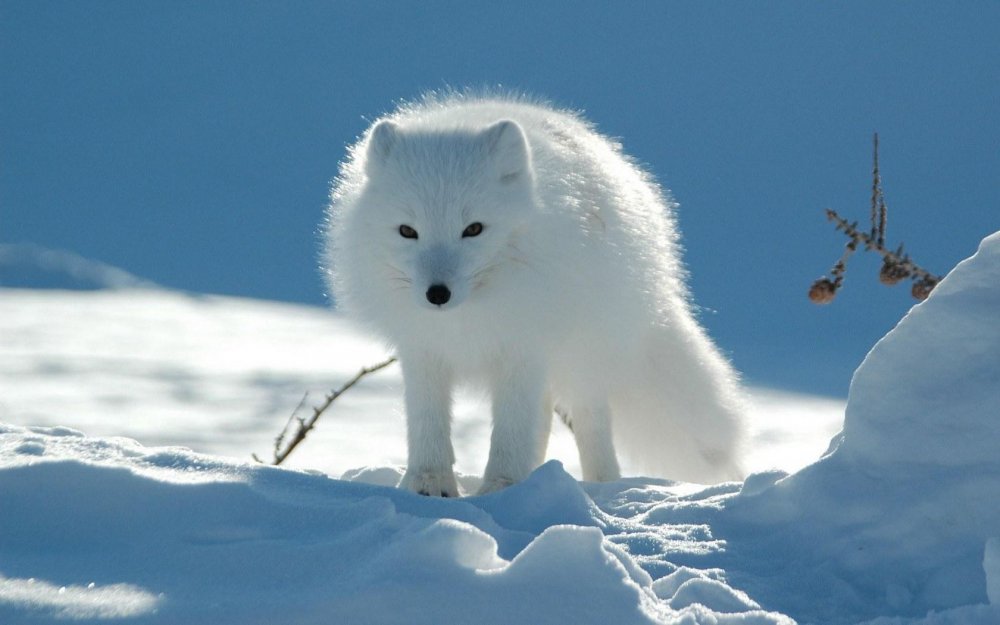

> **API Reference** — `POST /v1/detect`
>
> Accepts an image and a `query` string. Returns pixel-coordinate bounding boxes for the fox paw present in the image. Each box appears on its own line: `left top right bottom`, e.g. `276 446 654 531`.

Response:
399 468 460 498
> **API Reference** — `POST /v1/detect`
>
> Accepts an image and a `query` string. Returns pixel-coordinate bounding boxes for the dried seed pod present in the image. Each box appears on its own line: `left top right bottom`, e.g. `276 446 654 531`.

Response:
812 137 942 307
809 278 838 305
879 258 910 285
911 279 936 301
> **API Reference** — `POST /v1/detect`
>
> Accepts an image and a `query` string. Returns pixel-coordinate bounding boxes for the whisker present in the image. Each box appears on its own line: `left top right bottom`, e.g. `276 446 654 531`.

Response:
383 263 413 289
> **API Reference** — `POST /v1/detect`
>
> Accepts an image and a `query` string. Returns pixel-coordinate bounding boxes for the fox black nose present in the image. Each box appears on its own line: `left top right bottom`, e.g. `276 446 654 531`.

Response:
425 284 451 306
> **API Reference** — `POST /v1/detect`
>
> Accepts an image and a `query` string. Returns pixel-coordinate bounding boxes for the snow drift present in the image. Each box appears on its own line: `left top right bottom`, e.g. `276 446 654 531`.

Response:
0 427 790 624
1 232 998 624
723 231 1000 622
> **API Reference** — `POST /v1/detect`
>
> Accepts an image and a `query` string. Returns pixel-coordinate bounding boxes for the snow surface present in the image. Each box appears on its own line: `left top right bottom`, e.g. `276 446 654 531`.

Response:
0 287 843 480
1 231 999 624
987 538 1000 607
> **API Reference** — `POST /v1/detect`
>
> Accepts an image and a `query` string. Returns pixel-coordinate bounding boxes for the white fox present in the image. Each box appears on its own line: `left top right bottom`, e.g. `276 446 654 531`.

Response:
325 93 746 496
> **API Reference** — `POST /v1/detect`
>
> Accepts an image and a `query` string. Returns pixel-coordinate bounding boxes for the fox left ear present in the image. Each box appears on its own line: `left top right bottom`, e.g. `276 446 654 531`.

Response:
483 120 532 183
365 120 399 175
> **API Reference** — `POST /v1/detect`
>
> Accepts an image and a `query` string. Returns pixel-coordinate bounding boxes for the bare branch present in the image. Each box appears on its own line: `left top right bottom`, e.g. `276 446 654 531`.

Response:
809 134 942 305
255 356 398 466
871 132 881 243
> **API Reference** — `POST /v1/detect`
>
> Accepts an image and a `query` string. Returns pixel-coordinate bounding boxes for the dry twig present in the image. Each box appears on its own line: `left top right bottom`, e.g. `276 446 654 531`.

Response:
253 356 398 465
809 134 942 304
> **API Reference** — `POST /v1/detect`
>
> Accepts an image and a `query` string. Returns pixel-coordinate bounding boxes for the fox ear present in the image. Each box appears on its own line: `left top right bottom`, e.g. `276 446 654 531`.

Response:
483 119 531 183
365 120 399 173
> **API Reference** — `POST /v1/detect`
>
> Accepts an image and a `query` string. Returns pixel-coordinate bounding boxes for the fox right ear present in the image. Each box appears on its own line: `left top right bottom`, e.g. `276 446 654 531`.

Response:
365 120 399 172
482 119 531 184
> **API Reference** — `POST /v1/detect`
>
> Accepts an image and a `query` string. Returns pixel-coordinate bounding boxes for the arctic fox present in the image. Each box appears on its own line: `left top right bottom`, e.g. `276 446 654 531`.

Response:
325 93 746 496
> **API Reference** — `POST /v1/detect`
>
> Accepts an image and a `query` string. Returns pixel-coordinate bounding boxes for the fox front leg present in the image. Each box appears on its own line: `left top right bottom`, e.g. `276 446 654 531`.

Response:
566 400 621 482
478 361 549 495
397 353 460 497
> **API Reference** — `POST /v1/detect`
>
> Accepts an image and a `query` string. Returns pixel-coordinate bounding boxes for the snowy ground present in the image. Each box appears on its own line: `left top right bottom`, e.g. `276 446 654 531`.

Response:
1 232 998 624
0 287 844 480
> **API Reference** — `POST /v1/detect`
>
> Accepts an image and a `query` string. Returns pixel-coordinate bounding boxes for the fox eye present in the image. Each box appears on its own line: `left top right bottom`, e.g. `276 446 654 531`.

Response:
462 222 484 238
398 224 418 239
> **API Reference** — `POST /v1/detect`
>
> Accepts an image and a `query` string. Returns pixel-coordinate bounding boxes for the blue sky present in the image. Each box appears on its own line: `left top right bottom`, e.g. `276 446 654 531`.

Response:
2 1 998 396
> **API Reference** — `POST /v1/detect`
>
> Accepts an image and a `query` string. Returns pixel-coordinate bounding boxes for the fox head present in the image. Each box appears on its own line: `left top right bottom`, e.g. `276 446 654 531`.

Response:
349 118 537 311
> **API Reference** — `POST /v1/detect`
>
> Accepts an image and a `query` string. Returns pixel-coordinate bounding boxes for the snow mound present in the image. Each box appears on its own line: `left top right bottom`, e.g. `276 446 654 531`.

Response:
709 232 1000 623
569 232 1000 624
0 243 155 290
841 231 1000 467
0 424 791 624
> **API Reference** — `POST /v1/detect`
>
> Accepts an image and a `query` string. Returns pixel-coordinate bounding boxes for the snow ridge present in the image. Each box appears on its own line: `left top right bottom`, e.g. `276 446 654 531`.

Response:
0 426 789 624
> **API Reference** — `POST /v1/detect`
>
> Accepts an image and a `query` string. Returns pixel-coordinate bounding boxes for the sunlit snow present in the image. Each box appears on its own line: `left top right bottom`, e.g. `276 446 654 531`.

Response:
1 231 998 624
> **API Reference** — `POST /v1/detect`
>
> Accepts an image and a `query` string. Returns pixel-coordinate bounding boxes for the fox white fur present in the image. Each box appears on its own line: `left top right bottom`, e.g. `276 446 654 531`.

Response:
325 93 746 496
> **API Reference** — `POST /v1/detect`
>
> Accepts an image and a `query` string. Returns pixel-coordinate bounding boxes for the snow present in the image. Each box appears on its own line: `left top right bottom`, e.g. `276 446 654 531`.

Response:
0 287 843 480
0 426 789 624
0 574 161 621
1 231 999 624
987 538 1000 606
